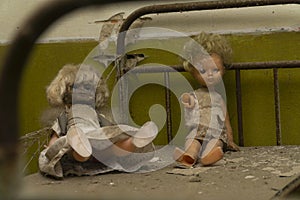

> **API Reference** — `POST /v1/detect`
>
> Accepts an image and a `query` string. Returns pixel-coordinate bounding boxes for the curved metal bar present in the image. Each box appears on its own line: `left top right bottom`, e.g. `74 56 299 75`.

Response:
117 0 300 55
0 0 126 197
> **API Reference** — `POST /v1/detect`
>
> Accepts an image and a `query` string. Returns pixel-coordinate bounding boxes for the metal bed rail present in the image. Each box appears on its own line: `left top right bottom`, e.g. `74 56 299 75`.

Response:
116 0 300 146
127 60 300 146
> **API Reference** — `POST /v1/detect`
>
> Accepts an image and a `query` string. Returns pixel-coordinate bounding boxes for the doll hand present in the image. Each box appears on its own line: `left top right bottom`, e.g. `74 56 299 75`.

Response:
227 140 240 151
181 93 195 108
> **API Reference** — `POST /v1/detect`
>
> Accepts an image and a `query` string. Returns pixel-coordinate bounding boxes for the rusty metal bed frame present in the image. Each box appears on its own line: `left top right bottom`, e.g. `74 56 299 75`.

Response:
115 1 300 147
0 0 299 198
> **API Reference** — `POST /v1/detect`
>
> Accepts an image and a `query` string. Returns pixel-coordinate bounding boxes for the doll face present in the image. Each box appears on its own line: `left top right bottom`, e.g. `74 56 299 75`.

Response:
63 81 96 106
71 70 99 106
73 81 96 97
191 53 225 87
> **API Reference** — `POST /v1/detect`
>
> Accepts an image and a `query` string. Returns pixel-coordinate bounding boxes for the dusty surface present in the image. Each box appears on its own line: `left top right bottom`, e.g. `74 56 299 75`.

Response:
19 146 300 200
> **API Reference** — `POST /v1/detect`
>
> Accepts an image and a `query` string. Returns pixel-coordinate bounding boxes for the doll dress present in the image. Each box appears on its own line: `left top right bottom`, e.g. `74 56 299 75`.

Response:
39 104 155 178
183 87 228 144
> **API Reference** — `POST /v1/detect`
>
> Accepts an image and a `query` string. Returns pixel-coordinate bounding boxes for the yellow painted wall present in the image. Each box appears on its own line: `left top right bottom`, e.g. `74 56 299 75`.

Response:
0 32 299 147
227 32 300 146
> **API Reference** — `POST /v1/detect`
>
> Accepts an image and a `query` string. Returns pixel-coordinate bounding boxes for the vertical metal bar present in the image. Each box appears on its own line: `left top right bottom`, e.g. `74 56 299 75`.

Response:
115 56 129 124
235 69 244 146
164 72 173 142
273 68 282 145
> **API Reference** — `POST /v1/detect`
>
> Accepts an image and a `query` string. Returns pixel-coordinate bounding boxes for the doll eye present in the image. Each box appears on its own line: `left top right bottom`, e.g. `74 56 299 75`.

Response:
213 68 220 73
84 84 92 90
199 68 206 74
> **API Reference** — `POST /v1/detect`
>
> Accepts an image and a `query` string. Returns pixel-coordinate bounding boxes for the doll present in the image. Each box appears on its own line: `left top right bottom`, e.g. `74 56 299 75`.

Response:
173 32 240 168
39 64 158 178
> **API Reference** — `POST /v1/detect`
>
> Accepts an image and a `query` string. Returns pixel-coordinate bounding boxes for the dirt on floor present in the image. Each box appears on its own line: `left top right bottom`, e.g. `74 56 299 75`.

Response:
19 146 300 200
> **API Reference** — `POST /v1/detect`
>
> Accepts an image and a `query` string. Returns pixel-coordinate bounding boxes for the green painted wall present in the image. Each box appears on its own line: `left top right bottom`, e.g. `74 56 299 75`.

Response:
227 32 300 146
0 32 299 173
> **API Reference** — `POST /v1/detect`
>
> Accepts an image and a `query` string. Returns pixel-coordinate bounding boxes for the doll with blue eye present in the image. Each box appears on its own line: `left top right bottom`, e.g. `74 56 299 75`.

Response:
173 32 240 167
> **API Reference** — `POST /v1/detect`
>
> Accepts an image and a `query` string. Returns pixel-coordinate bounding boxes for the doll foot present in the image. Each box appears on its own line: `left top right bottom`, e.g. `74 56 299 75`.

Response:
45 136 69 160
201 146 224 166
132 121 158 148
173 147 195 168
66 126 92 159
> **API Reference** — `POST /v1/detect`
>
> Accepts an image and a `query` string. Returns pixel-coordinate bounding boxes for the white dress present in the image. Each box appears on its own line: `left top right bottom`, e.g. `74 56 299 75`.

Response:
39 104 155 178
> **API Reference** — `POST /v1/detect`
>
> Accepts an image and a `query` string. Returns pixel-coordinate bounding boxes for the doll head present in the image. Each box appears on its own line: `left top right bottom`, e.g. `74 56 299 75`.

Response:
183 32 232 87
46 64 109 110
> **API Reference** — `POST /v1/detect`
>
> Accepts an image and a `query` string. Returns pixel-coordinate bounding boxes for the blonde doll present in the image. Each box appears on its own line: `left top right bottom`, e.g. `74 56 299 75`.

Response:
174 32 239 167
39 64 158 178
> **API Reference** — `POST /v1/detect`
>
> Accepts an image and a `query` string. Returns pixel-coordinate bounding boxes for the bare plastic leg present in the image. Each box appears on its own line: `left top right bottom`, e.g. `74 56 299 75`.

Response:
111 121 158 157
174 139 201 167
200 139 224 166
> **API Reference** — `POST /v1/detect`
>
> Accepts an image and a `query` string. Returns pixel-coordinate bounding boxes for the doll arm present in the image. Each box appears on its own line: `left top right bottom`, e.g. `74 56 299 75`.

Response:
224 112 239 151
47 131 59 147
44 127 59 148
181 93 196 109
181 92 200 129
44 117 63 148
222 102 240 151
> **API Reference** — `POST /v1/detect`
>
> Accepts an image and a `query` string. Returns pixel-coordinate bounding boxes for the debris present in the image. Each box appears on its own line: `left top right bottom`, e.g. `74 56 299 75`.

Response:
189 176 202 182
124 53 147 71
166 167 209 176
96 12 152 48
91 180 100 184
41 181 62 185
245 175 255 179
97 12 125 49
271 187 280 192
225 157 245 163
109 181 115 186
93 54 116 67
279 166 300 177
149 157 160 163
262 167 276 171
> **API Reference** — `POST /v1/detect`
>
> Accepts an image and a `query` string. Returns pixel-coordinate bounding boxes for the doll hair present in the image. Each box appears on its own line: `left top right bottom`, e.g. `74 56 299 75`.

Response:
46 64 109 110
183 32 232 72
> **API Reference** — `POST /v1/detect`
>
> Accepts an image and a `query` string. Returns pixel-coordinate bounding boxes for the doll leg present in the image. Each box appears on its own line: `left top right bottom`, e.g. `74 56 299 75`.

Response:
48 132 59 147
174 138 201 167
111 137 136 157
132 121 158 148
200 139 224 166
67 126 92 162
111 121 158 157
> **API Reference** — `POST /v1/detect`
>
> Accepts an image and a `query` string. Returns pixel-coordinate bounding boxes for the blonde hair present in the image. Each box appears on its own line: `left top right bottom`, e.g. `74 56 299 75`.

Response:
46 64 109 110
183 32 232 72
